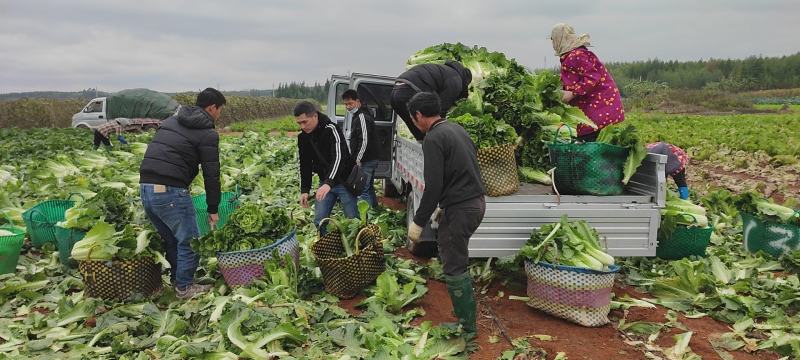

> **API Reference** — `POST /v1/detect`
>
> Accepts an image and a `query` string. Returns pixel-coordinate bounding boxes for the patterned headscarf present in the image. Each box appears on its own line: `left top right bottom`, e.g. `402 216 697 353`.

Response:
550 23 591 56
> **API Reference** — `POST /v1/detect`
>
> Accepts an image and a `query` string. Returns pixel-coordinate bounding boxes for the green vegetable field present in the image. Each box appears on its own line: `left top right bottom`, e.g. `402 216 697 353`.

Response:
1 115 799 359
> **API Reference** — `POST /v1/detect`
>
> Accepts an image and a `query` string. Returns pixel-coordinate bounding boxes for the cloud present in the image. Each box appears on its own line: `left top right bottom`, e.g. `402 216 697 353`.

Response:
0 0 797 92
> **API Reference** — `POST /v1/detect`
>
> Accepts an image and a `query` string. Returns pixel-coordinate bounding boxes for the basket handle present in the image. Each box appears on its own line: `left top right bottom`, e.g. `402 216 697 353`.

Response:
67 193 85 202
550 124 575 145
27 207 49 226
353 226 375 256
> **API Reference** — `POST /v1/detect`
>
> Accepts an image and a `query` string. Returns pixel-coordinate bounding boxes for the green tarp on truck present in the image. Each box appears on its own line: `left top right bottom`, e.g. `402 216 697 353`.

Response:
106 89 180 120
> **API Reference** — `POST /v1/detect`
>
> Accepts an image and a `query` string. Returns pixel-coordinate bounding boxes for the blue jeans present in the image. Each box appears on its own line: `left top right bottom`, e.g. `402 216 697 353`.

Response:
314 184 359 232
359 160 379 208
140 184 200 290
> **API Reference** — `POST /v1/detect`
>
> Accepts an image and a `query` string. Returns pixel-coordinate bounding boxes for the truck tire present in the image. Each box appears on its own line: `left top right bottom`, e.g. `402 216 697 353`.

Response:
406 194 438 258
383 179 402 198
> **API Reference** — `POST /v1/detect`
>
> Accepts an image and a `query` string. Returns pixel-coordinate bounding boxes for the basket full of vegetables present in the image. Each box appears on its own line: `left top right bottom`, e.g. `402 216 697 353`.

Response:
191 203 297 286
311 200 385 299
548 123 647 196
656 193 712 260
735 192 800 257
450 112 520 197
72 221 164 301
55 188 133 268
517 215 618 327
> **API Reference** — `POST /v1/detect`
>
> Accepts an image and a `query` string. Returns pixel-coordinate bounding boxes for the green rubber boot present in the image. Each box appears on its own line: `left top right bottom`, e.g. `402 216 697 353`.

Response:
444 272 477 340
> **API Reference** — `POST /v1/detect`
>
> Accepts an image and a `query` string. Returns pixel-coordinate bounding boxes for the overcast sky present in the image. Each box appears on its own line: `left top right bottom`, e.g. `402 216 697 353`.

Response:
1 0 798 93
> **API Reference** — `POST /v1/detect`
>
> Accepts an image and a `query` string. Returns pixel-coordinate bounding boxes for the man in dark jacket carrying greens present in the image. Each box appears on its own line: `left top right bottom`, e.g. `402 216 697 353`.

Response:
139 88 225 299
406 92 486 340
391 60 472 141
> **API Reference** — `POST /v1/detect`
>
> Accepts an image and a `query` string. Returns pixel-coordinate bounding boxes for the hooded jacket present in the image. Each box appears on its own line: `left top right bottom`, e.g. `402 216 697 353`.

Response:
298 112 355 194
397 60 472 109
139 106 221 213
348 107 379 164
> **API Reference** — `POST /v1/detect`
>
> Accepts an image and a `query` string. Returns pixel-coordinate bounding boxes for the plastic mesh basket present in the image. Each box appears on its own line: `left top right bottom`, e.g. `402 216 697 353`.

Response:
547 127 628 196
193 191 239 236
54 226 86 268
741 212 800 258
0 225 26 274
656 225 712 260
22 199 77 246
524 261 618 327
216 230 300 286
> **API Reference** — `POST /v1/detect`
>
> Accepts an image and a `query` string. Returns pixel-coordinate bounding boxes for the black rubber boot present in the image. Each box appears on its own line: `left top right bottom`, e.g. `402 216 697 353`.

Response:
444 272 477 340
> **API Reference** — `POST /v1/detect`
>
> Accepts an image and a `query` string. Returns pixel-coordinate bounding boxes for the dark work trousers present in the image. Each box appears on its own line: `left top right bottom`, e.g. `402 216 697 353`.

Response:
93 129 111 148
672 169 688 187
437 196 486 276
577 130 599 142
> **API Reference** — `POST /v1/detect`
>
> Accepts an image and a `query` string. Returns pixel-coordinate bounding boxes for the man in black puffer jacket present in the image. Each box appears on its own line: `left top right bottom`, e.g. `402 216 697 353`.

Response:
391 60 472 140
294 101 358 229
139 88 224 299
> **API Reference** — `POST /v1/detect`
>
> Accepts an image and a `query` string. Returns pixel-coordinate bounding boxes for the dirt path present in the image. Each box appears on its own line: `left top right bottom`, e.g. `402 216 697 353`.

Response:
337 245 781 359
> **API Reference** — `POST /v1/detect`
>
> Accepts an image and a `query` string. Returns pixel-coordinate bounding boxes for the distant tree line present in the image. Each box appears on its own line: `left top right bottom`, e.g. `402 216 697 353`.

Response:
273 81 330 102
607 52 800 92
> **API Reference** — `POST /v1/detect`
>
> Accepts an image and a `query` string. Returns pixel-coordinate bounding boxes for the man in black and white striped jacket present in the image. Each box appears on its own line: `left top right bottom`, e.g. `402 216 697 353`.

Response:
342 90 380 208
295 101 358 229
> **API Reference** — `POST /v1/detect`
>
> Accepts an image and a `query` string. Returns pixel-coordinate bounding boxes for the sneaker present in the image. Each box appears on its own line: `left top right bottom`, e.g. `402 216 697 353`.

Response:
175 283 212 299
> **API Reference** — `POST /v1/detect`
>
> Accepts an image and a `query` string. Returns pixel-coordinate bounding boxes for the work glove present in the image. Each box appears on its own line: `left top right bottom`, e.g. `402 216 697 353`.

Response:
408 222 423 243
678 186 690 200
117 135 129 145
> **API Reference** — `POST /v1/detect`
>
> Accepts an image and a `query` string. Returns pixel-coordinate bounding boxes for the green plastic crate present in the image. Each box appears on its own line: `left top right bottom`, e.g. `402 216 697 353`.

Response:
0 225 26 274
193 191 239 236
55 225 86 269
741 212 800 258
656 225 713 260
22 199 76 246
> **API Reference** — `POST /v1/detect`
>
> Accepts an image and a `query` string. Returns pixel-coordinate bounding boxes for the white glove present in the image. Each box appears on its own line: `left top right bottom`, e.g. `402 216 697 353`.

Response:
408 222 423 243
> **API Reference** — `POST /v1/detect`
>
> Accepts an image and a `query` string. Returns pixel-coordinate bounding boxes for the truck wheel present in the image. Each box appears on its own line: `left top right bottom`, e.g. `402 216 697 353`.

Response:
383 179 401 198
76 124 90 130
406 194 438 258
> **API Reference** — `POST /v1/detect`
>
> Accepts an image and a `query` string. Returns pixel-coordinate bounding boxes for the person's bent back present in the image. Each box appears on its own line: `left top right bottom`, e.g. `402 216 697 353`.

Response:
139 87 225 299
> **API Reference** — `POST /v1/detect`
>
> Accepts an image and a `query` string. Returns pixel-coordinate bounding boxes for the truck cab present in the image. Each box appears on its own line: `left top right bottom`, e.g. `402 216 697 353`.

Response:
326 73 400 181
72 97 108 129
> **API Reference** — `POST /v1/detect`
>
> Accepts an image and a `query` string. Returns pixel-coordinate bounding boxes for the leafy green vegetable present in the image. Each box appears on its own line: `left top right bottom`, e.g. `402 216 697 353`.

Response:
517 215 614 271
518 166 552 185
324 199 373 257
735 192 799 225
192 203 294 257
407 43 595 178
357 272 428 314
58 187 133 231
70 220 118 261
596 123 648 184
450 112 518 149
659 192 710 240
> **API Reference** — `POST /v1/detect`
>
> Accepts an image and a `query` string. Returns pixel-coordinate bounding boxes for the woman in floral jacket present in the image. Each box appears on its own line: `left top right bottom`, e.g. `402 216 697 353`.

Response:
551 23 625 142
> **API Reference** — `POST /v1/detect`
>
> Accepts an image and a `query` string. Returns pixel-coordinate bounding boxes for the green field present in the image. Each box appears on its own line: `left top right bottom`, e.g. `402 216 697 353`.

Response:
228 115 299 133
626 111 800 157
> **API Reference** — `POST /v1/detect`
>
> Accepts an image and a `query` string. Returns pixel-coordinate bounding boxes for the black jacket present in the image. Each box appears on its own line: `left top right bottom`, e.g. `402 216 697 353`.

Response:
139 106 221 213
398 60 472 110
349 107 379 163
413 119 485 227
298 112 354 194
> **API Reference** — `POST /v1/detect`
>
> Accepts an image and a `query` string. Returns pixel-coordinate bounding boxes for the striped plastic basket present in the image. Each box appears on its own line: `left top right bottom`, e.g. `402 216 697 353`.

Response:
525 261 619 327
22 199 77 246
216 230 299 286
